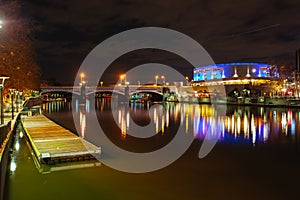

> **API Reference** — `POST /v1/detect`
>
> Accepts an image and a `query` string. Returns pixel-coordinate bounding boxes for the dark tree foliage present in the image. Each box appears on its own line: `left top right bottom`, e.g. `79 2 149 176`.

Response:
0 0 40 92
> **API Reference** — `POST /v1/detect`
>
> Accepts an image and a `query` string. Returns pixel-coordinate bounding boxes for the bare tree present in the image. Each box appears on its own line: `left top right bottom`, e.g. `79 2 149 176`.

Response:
0 0 40 92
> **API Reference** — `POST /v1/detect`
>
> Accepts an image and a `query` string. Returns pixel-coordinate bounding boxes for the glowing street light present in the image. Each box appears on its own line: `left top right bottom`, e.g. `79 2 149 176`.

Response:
155 75 159 85
80 72 85 83
0 20 3 29
120 74 126 86
161 75 165 86
185 76 189 85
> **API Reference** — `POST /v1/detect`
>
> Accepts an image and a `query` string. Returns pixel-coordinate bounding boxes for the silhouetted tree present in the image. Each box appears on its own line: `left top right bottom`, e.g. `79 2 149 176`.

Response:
0 0 40 92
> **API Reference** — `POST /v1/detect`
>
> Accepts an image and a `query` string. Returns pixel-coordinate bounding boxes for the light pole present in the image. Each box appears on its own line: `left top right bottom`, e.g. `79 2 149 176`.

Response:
0 76 9 124
120 74 126 86
10 89 15 119
80 73 86 104
161 75 165 86
80 72 85 85
155 75 159 86
185 76 189 85
16 91 21 112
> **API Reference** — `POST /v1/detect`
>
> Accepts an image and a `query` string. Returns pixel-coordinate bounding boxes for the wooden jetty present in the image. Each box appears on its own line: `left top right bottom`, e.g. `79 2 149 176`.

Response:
21 115 101 164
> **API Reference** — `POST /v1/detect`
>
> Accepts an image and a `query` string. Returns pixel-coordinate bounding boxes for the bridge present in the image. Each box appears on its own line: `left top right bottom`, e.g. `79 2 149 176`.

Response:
40 85 175 96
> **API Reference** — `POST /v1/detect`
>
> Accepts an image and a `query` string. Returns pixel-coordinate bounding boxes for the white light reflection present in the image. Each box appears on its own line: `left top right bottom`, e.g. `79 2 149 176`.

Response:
15 141 20 151
126 111 130 129
19 131 23 138
10 161 17 172
263 124 269 142
281 113 287 135
251 114 256 146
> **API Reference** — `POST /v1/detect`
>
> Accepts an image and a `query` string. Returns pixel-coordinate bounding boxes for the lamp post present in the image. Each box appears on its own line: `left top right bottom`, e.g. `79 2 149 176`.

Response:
80 73 86 104
10 89 15 119
120 74 126 86
0 76 9 124
15 91 20 112
155 75 159 86
80 72 85 83
161 75 165 86
185 76 189 85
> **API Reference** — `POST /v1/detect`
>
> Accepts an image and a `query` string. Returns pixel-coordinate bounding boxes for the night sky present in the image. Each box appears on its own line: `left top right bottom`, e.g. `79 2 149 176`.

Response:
22 0 300 85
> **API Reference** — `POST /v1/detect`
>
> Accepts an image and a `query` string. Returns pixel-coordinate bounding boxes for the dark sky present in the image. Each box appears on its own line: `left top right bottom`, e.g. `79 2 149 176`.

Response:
22 0 300 85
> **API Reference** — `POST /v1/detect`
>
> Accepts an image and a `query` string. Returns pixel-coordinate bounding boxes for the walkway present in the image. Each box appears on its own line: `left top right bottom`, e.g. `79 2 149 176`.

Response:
21 115 101 163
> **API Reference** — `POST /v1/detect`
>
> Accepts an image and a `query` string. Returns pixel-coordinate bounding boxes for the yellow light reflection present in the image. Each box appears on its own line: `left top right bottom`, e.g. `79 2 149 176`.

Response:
185 113 189 134
237 115 241 135
244 114 249 138
156 115 159 134
79 110 86 139
166 110 169 127
162 115 165 135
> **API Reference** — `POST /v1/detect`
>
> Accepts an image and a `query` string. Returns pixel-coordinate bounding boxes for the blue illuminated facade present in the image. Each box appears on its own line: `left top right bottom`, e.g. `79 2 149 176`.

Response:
193 62 278 81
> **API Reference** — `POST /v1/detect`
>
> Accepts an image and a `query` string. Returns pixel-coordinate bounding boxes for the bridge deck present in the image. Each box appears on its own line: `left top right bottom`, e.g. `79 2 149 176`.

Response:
21 115 101 164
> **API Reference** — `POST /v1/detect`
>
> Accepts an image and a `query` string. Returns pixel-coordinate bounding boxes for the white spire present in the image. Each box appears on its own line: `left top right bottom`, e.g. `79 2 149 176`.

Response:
233 67 238 77
246 66 251 77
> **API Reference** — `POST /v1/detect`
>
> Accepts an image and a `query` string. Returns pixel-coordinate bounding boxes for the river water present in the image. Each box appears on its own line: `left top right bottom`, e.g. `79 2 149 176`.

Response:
4 99 300 200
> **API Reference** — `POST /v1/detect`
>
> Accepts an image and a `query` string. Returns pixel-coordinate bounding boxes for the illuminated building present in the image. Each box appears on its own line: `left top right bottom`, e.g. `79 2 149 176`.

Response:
191 62 279 96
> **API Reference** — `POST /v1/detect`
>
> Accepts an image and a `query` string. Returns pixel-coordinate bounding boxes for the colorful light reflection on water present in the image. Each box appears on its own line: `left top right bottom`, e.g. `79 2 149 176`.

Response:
43 100 299 146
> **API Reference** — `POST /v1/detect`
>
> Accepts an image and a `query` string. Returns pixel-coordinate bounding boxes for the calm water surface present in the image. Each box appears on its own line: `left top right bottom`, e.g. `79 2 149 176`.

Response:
5 100 300 200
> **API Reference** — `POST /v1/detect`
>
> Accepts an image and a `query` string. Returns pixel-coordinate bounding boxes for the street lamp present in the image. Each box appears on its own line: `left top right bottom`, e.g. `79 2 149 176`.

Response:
155 75 159 85
0 76 9 124
161 75 165 86
120 74 126 86
185 76 189 85
80 72 85 83
0 19 3 29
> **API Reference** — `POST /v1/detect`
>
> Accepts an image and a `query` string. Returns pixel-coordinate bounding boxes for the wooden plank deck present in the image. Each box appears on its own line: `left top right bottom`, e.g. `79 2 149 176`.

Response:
21 114 101 164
